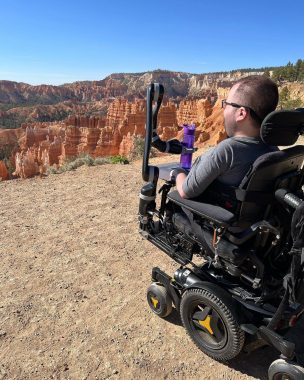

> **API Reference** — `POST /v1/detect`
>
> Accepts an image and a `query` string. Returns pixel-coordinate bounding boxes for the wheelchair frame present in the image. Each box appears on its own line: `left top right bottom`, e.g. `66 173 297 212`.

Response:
138 83 304 379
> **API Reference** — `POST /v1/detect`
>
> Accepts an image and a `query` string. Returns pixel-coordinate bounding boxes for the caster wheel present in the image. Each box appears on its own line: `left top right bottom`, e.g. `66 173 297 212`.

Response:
147 283 173 318
180 288 245 361
268 359 304 380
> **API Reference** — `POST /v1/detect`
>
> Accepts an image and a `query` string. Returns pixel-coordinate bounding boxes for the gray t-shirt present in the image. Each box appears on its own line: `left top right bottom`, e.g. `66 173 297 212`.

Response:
182 136 278 198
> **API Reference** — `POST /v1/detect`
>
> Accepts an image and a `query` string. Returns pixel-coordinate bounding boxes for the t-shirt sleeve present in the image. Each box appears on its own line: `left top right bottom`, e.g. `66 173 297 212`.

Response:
182 142 232 198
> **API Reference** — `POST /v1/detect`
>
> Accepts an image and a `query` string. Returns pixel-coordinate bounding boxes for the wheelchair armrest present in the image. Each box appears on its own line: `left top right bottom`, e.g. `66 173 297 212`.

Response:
167 190 235 228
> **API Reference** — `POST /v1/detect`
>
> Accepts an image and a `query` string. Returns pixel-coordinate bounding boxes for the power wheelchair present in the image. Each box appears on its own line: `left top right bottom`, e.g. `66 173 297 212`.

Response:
138 83 304 379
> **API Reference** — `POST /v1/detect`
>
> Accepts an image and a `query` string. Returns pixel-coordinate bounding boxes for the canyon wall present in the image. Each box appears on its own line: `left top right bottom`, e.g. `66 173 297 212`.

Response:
1 98 225 179
0 160 9 180
6 71 303 180
0 70 264 105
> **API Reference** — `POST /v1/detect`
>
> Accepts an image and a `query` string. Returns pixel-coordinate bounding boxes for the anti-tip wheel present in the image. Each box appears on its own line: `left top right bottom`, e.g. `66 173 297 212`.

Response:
147 282 173 318
180 287 245 361
268 359 304 380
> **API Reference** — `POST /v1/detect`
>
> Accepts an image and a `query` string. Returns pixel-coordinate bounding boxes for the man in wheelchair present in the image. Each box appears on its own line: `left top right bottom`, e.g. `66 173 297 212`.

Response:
172 75 279 202
170 75 280 254
139 80 304 379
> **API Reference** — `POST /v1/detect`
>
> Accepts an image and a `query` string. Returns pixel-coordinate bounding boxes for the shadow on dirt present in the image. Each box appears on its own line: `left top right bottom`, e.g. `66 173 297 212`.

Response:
229 346 278 379
165 309 278 379
164 308 183 326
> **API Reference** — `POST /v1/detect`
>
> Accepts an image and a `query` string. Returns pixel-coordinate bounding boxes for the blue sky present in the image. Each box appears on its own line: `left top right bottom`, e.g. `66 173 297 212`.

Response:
0 0 303 85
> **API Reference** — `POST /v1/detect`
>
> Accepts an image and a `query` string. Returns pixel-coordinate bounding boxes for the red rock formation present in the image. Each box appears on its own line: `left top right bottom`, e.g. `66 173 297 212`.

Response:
177 99 212 126
0 161 9 180
48 136 62 165
78 127 101 155
22 126 50 149
39 148 49 175
65 115 105 129
0 70 265 106
61 116 104 160
95 99 146 157
106 98 145 135
13 149 39 179
119 133 135 157
61 125 82 159
0 128 23 145
95 127 120 157
0 97 226 179
157 102 179 140
200 100 226 146
120 101 146 136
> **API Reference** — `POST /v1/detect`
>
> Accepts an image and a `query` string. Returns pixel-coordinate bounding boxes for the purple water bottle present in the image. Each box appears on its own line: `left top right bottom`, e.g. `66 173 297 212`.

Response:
180 124 196 170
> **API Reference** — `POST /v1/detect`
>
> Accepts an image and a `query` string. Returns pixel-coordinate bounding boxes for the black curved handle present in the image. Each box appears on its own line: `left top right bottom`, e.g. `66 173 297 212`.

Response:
142 83 164 183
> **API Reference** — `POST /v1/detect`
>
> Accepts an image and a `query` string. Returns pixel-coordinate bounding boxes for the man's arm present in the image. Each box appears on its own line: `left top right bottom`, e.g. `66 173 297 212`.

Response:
176 172 188 198
170 168 188 198
179 143 231 199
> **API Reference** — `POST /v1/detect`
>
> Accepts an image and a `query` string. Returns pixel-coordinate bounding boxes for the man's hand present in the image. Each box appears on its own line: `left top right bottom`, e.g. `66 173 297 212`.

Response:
169 167 187 181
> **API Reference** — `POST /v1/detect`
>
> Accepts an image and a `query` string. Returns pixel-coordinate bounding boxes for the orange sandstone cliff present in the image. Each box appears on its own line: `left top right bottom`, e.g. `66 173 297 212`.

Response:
0 160 9 180
0 98 225 179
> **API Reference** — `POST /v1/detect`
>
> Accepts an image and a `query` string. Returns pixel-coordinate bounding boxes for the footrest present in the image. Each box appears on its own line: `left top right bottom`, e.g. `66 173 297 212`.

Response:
259 326 295 359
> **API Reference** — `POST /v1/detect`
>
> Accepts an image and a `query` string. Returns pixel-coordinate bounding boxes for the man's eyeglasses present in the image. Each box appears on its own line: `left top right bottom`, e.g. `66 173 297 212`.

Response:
221 100 262 123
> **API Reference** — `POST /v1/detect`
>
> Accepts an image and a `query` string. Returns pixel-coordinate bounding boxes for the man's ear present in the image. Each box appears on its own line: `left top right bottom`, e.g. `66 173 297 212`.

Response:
236 107 248 122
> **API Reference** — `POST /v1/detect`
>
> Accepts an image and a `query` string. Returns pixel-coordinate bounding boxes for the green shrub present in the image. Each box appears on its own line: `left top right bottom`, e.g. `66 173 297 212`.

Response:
109 155 129 164
77 153 95 166
129 135 157 161
130 136 145 160
47 153 129 175
47 166 60 175
94 157 112 165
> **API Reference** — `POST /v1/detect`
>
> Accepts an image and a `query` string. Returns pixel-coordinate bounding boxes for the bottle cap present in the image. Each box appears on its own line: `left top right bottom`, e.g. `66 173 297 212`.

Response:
183 124 196 135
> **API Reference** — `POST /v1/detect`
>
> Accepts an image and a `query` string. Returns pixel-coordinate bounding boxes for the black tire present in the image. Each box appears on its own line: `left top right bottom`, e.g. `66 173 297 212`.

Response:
180 288 245 361
147 283 173 318
268 359 304 380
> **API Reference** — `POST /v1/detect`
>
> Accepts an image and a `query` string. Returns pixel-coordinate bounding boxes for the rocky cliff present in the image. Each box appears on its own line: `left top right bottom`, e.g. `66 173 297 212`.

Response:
2 73 303 130
1 69 303 180
1 97 225 179
0 160 9 180
0 70 264 106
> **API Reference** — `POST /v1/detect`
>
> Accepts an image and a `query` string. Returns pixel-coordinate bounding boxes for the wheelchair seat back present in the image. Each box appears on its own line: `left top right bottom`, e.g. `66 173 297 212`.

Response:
215 109 304 228
235 146 304 226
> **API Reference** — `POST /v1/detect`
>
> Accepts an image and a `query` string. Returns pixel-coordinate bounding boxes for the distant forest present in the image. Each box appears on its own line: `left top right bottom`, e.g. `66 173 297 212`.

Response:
266 59 304 82
122 60 304 82
210 59 303 82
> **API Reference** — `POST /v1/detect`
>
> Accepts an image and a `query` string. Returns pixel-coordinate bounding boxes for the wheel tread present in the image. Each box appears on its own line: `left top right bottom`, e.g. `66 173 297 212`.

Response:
180 288 245 361
147 283 173 318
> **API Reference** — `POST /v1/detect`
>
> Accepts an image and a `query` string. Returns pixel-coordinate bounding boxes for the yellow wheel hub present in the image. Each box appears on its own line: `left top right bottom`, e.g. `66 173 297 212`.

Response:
198 315 214 335
151 296 159 309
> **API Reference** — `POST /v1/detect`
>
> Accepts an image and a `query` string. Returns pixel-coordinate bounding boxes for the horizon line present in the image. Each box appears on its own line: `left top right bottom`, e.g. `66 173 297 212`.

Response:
0 64 289 87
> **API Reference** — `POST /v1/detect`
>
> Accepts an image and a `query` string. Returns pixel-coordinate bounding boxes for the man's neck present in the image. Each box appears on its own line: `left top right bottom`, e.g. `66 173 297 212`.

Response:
234 130 260 138
234 122 260 138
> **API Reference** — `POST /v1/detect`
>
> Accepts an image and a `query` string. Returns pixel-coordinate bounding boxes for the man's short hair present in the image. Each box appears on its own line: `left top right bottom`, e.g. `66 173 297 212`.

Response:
233 75 279 125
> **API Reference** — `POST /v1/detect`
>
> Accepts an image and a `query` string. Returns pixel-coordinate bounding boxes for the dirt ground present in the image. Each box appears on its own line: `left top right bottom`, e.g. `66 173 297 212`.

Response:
0 158 278 380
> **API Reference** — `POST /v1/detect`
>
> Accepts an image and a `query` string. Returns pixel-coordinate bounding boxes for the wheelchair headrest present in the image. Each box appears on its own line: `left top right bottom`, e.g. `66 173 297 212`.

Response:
261 108 304 146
